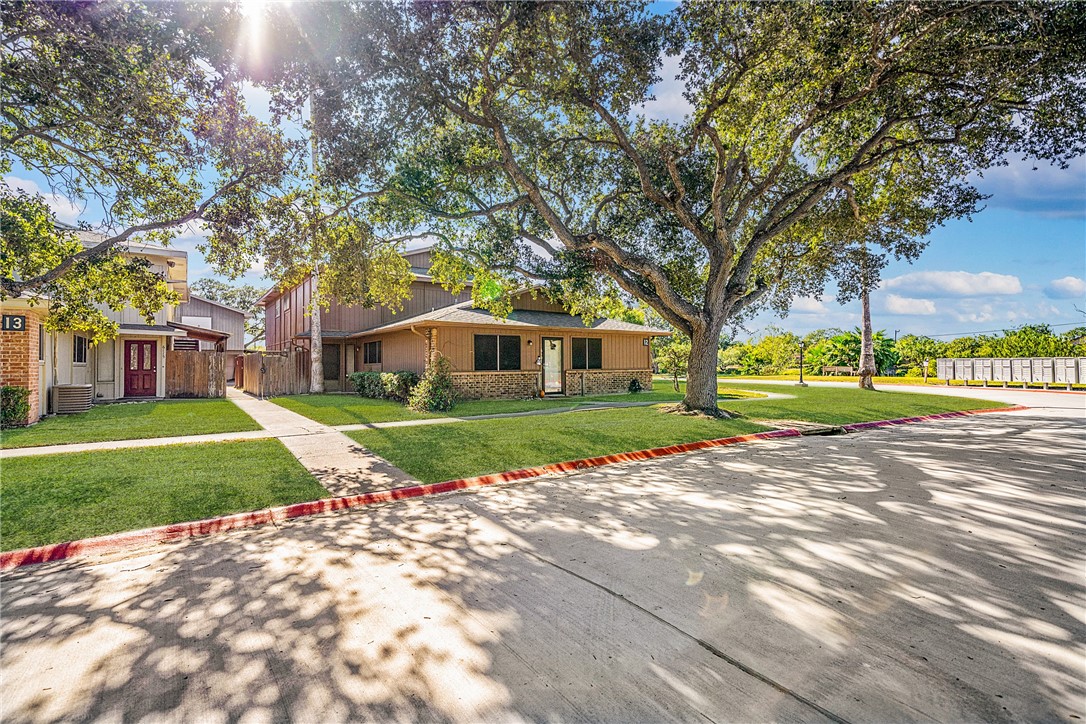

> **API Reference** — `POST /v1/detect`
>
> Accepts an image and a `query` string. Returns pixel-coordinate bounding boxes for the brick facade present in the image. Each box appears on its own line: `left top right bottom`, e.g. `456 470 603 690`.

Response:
564 369 654 396
449 368 654 400
0 309 44 425
451 371 540 400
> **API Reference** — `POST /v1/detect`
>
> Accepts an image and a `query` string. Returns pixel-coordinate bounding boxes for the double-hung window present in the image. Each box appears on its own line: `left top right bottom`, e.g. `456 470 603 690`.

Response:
474 335 521 371
571 337 602 369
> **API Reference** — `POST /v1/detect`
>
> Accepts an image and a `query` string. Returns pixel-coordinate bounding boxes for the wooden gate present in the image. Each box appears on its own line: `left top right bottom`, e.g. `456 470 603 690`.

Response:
166 350 226 398
241 350 310 398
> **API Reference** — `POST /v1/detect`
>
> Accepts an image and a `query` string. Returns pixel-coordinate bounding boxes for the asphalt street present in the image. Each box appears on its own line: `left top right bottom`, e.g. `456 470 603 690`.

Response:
2 387 1083 722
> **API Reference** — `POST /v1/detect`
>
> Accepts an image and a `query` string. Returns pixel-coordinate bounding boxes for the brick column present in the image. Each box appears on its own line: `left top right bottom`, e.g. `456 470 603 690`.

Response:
0 310 44 425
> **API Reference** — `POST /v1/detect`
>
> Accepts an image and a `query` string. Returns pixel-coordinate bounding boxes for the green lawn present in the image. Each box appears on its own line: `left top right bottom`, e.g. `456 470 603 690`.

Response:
271 394 580 426
0 440 327 551
347 385 1008 484
724 383 1006 425
0 399 261 449
273 384 761 426
718 374 1086 390
347 407 769 484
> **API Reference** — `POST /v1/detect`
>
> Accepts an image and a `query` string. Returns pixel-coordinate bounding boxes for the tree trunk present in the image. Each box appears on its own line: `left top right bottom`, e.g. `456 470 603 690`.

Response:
309 271 325 393
681 324 724 414
858 283 876 391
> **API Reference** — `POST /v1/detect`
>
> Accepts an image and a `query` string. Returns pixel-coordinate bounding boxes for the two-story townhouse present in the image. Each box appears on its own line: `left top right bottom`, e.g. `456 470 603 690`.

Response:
258 247 670 399
1 226 246 423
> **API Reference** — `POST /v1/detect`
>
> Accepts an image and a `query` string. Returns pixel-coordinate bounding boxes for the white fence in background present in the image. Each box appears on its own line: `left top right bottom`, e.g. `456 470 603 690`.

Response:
936 357 1086 388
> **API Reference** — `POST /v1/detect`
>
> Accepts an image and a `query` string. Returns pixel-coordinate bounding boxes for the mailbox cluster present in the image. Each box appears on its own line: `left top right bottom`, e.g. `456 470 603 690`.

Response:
936 357 1086 388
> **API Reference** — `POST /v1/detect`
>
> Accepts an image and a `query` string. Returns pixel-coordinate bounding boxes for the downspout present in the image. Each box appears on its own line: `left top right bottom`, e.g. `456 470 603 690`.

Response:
409 325 431 369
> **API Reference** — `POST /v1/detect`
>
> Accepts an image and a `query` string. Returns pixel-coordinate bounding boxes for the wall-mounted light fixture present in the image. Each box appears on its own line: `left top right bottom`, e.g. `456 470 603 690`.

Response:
527 339 533 346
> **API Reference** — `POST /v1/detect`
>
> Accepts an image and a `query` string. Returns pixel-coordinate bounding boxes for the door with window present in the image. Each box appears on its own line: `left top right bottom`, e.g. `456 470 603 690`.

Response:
542 337 563 394
124 340 157 397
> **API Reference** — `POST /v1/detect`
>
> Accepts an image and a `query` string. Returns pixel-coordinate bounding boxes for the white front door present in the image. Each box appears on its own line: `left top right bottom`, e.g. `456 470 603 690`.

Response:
543 337 563 394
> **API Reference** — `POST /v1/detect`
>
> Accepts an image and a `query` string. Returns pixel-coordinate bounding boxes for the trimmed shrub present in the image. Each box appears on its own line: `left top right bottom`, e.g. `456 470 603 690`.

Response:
348 371 384 398
1 385 31 428
380 371 419 402
408 356 456 412
628 378 643 394
348 370 420 401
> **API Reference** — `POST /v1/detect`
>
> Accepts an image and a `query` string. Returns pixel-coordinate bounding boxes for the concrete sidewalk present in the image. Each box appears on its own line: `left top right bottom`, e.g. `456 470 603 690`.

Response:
0 429 272 458
226 388 416 496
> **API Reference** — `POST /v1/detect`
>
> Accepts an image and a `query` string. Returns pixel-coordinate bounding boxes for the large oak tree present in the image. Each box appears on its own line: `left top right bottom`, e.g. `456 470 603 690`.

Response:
296 0 1084 414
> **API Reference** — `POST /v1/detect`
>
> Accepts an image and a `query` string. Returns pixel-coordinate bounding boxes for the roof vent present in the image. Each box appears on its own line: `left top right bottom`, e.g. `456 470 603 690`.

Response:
53 384 93 414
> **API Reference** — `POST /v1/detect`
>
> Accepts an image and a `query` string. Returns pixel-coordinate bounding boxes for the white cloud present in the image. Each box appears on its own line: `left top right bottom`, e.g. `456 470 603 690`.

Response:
883 270 1022 298
3 175 83 223
972 156 1086 219
790 296 829 314
639 54 692 123
1044 276 1086 300
884 294 936 316
951 303 997 324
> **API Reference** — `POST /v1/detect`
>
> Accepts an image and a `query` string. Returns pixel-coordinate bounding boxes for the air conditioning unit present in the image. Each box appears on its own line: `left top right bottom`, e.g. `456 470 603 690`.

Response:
53 384 93 414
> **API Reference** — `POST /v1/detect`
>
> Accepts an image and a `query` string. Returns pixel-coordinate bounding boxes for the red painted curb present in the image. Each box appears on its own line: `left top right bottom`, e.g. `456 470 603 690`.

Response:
0 428 801 571
0 405 1025 572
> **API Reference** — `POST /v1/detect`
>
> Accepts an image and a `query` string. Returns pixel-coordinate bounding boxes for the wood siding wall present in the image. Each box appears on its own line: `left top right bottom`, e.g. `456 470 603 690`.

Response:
177 297 247 351
265 278 312 352
436 327 651 372
264 278 472 352
403 249 432 268
321 280 471 335
354 330 429 374
510 291 567 313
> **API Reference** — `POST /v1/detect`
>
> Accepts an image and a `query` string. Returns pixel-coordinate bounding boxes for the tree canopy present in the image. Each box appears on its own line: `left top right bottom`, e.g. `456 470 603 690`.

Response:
189 278 266 347
280 0 1085 412
1 0 291 335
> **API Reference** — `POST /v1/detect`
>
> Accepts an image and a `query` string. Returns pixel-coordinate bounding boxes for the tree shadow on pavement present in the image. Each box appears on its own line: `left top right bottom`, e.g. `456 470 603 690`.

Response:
1 414 1082 722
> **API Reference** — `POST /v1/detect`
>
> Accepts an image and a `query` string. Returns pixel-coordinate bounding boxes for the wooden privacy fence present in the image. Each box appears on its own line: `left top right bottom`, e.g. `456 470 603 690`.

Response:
241 350 310 398
166 350 226 398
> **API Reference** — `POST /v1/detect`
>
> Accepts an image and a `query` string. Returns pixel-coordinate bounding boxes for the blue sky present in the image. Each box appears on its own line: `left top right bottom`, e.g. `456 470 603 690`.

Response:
7 35 1084 341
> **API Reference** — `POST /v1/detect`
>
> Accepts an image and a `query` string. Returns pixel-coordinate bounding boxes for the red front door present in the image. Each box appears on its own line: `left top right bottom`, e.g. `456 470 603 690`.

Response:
124 340 157 397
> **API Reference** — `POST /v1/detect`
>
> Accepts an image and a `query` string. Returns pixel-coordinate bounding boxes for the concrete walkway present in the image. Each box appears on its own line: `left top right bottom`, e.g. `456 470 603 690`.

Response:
0 429 273 458
225 388 416 497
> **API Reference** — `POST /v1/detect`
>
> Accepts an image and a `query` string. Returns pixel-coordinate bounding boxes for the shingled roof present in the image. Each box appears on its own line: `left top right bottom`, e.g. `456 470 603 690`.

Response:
346 300 669 338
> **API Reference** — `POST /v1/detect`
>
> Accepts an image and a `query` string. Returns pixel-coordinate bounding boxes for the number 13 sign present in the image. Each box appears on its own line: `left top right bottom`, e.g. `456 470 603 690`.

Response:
2 315 28 331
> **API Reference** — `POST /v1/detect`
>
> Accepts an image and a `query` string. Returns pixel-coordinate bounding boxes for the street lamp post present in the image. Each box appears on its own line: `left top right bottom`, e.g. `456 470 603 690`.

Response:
796 340 808 387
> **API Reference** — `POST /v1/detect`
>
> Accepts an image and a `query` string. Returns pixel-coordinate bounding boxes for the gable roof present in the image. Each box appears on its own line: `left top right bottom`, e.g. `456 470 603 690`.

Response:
185 294 249 317
346 300 669 338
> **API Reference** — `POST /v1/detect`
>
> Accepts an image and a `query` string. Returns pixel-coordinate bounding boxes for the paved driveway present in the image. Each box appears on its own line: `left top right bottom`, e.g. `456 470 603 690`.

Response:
2 395 1083 722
